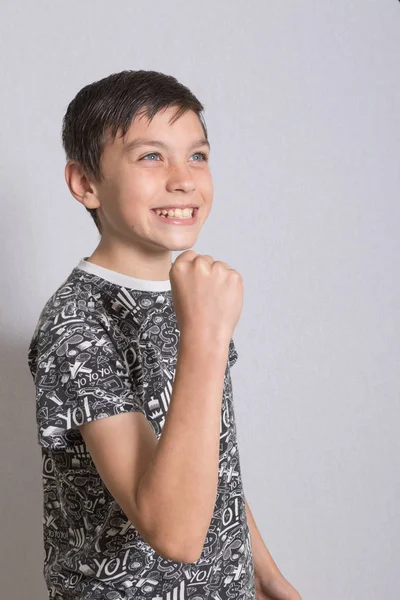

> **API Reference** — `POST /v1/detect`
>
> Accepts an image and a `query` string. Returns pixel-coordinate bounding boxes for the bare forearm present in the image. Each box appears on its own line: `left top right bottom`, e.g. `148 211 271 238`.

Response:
246 497 303 598
245 497 281 577
137 333 230 562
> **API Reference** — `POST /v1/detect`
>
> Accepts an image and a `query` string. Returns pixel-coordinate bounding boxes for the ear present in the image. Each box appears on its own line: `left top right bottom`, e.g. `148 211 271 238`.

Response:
64 160 101 210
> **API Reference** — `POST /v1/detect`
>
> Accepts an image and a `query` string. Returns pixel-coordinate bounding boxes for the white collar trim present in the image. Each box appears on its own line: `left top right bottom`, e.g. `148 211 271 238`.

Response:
76 257 171 292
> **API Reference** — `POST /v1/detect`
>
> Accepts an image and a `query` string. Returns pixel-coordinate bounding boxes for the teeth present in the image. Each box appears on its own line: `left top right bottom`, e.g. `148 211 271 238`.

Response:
155 207 194 219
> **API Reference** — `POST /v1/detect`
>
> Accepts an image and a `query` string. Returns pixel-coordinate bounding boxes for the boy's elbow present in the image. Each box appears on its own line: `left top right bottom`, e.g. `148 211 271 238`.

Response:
157 544 202 565
170 535 204 564
136 489 205 564
148 529 204 564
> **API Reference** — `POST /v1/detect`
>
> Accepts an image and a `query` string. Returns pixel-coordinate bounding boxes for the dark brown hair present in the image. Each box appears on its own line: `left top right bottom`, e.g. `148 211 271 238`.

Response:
61 70 208 234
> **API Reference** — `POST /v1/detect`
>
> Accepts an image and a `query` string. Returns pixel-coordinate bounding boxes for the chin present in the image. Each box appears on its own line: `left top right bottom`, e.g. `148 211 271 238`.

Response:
167 240 197 251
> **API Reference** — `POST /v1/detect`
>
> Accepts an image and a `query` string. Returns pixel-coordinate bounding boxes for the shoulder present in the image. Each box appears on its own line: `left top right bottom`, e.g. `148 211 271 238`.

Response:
28 269 117 375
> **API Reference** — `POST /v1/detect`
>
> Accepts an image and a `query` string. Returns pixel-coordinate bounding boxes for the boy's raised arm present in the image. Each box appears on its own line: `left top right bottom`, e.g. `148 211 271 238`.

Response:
135 331 229 563
80 249 243 564
79 333 229 564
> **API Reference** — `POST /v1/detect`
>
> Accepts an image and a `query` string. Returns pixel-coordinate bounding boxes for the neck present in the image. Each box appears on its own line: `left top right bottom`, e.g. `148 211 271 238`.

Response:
87 236 173 281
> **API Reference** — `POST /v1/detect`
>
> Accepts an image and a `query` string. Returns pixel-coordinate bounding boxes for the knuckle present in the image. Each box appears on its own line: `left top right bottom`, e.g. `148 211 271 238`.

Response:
213 260 229 271
176 249 197 263
194 255 212 267
230 270 243 282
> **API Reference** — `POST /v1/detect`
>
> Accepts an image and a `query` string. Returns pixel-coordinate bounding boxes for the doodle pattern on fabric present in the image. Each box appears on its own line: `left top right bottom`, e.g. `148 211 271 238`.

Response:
28 258 256 599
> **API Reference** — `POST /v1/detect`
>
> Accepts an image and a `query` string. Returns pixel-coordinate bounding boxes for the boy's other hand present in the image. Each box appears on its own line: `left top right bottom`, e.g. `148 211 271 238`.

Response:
169 250 243 344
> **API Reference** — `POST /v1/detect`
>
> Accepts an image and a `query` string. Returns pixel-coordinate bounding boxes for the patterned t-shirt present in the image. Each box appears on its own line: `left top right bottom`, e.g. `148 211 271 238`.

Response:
27 257 256 600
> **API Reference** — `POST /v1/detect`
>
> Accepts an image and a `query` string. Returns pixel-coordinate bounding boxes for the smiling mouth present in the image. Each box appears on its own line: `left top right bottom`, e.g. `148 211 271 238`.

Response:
153 206 196 217
151 207 198 224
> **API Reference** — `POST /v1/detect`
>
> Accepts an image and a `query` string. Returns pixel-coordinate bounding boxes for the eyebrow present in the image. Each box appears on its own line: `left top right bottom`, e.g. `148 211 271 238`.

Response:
122 137 211 155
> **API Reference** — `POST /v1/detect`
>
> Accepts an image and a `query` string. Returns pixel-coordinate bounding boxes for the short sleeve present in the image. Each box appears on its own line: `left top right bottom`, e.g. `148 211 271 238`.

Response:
228 338 239 368
29 310 145 450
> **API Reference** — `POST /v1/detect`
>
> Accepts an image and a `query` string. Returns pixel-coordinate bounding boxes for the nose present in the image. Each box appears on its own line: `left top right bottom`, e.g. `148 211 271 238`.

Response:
166 164 196 193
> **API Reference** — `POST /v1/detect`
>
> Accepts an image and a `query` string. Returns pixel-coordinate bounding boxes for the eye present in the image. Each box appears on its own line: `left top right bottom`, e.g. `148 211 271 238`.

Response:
141 152 160 161
191 152 209 162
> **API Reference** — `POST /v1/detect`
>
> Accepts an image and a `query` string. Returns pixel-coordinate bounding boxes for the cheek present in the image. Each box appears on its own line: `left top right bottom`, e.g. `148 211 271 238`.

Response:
119 170 160 206
200 175 214 203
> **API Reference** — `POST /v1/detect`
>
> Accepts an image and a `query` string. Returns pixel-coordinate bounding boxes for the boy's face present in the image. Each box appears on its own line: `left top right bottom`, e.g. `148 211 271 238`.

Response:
87 106 213 253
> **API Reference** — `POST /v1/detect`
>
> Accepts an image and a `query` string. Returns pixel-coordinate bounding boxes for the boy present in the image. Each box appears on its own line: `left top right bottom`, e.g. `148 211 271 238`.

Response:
28 70 301 600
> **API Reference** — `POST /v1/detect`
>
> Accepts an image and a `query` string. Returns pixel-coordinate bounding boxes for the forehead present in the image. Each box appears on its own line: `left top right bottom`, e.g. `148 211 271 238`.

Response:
110 106 206 153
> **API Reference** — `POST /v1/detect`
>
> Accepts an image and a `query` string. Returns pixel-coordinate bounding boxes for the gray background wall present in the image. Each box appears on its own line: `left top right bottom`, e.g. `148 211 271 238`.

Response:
1 1 399 598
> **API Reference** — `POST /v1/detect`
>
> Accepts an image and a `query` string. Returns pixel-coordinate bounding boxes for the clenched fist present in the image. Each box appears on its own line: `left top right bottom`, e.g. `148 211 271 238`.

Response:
169 250 243 344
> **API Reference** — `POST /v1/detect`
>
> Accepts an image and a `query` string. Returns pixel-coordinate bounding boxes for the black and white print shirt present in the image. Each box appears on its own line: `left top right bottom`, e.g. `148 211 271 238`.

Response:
28 257 256 600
